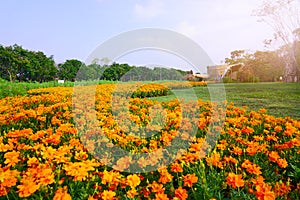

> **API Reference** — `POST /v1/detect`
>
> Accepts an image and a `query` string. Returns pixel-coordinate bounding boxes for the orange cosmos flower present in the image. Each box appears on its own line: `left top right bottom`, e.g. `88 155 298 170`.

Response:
175 187 188 200
88 195 97 200
0 185 8 196
246 147 257 156
4 151 20 167
102 190 116 200
255 183 275 200
63 160 99 181
242 126 254 135
155 192 169 200
140 187 151 198
126 174 141 188
223 156 238 165
7 128 32 138
268 151 280 162
284 123 296 137
101 170 121 185
74 151 88 161
0 167 20 196
149 181 165 194
37 165 55 186
171 162 183 173
258 108 267 113
51 116 62 125
277 158 288 168
183 174 198 187
126 188 138 198
226 172 245 189
17 176 40 198
206 152 223 169
274 181 291 197
274 125 282 133
158 168 173 184
30 130 45 141
241 160 262 175
27 157 39 167
53 186 72 200
248 164 262 175
250 175 265 186
232 146 243 155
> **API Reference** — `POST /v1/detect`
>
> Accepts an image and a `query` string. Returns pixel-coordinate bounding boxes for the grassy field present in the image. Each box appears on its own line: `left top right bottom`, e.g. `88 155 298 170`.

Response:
0 79 117 98
151 82 300 119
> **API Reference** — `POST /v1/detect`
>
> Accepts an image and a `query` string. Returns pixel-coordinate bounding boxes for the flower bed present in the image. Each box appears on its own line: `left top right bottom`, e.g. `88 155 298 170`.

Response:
0 84 299 199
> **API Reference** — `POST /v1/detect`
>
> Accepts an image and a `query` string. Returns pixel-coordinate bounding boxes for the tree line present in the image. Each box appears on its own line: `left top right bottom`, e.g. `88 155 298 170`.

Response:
0 44 189 82
0 44 57 82
224 49 285 82
224 34 299 82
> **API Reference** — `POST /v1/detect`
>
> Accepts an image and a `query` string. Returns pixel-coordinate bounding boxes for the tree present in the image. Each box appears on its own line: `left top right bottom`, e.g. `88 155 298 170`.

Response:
246 50 285 82
225 50 246 65
0 44 57 82
253 0 300 82
58 59 84 81
100 57 111 66
0 45 29 82
224 49 285 82
101 62 134 81
27 51 57 82
76 65 97 81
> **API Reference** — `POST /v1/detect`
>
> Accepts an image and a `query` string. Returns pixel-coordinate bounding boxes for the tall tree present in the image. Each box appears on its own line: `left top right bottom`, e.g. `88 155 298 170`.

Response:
58 59 84 81
0 44 57 82
253 0 300 82
27 51 57 82
246 50 285 82
0 45 29 82
225 50 246 65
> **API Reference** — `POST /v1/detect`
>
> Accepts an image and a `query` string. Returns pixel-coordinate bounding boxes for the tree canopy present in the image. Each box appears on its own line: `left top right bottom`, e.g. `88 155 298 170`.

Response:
0 44 190 82
0 44 57 82
253 0 300 81
224 49 286 82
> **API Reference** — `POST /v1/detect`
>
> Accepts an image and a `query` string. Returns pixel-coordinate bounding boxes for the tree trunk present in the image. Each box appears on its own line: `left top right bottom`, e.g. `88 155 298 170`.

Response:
290 43 299 82
7 69 13 82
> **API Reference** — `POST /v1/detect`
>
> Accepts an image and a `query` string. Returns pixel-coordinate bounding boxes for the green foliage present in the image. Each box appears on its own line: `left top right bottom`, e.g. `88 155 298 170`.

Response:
101 62 134 81
0 81 73 98
224 49 286 82
0 44 191 83
58 59 84 81
120 66 186 81
0 44 57 82
225 50 245 65
222 77 232 83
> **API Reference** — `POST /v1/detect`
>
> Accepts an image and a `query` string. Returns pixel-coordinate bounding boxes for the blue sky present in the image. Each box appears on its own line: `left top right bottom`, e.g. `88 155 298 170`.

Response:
1 0 274 72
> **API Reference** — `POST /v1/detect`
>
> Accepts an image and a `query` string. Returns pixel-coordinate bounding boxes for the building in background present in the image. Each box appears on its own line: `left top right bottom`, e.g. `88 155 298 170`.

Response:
207 63 244 81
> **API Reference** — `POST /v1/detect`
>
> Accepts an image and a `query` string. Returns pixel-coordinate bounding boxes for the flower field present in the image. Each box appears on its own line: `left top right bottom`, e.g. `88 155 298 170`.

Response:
0 82 299 199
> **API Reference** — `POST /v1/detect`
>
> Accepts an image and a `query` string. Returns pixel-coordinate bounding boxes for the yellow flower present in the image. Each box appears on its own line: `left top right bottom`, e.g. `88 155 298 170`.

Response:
4 151 20 167
126 174 141 188
17 176 40 198
102 190 116 200
53 186 72 200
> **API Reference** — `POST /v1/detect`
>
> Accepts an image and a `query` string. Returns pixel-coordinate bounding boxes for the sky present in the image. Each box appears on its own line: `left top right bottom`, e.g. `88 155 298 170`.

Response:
1 0 275 73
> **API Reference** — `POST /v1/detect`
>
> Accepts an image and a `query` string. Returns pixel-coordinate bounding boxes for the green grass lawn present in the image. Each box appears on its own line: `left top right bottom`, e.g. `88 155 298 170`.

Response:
151 82 300 119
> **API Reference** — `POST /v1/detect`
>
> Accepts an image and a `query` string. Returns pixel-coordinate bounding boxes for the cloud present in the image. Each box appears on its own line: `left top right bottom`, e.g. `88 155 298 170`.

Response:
134 0 165 20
